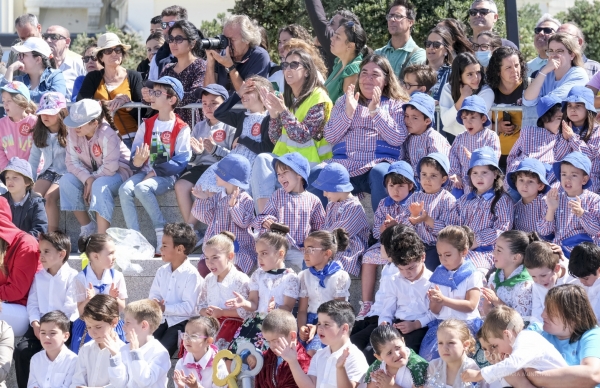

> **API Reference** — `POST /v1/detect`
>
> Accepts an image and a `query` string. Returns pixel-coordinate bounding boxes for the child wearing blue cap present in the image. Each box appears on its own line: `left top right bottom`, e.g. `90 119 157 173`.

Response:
555 86 600 193
358 161 416 320
539 152 600 258
0 81 36 172
448 146 514 271
407 153 456 270
310 163 369 276
191 154 257 274
506 94 562 188
508 158 551 236
252 152 325 271
402 93 451 183
449 95 500 199
119 76 192 255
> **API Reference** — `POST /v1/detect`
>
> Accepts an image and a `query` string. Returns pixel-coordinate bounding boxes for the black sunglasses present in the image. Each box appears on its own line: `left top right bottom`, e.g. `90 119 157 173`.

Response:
281 61 303 70
168 35 190 44
42 33 66 41
424 41 444 49
82 56 97 63
534 27 556 35
161 21 176 29
469 8 494 16
101 46 124 55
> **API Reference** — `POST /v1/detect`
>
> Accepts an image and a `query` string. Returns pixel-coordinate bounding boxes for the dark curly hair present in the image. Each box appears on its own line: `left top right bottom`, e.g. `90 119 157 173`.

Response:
486 47 528 91
278 24 313 46
381 224 425 266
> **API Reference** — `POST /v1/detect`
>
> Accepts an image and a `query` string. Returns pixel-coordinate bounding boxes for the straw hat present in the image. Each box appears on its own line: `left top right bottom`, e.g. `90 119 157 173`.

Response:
95 32 131 52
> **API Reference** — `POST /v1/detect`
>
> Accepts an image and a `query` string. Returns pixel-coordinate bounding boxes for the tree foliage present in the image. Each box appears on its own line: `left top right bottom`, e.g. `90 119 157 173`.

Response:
517 3 542 62
200 13 228 39
556 0 600 61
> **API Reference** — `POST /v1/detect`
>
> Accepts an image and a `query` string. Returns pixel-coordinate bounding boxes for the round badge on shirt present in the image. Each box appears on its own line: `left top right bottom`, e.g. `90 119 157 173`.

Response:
92 144 102 157
251 123 261 136
19 123 32 136
212 129 226 143
160 131 172 144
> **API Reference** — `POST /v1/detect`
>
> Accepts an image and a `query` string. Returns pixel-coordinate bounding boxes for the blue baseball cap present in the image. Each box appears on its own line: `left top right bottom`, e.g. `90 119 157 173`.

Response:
145 76 184 100
553 151 592 189
383 161 416 187
403 92 436 127
507 158 550 194
562 86 595 113
194 83 229 100
0 81 31 102
417 152 450 177
469 146 499 171
214 154 251 190
311 163 354 193
456 95 491 127
272 152 310 185
536 94 562 119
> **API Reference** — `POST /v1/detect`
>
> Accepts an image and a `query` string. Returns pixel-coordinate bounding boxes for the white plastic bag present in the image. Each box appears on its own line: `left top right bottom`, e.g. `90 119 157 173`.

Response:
106 227 154 274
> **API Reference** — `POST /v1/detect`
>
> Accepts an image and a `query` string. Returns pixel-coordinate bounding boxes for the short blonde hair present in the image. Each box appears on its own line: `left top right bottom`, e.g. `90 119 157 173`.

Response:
124 299 162 332
203 231 235 256
480 306 524 341
438 319 476 355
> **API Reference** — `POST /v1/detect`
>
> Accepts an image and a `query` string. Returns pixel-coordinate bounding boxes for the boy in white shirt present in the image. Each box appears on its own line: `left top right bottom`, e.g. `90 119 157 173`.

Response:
277 300 369 388
149 222 203 356
16 231 78 387
461 306 567 386
106 299 170 388
27 311 77 388
567 242 600 321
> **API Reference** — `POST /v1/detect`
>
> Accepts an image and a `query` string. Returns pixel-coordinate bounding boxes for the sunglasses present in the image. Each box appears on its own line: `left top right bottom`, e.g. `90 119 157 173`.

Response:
534 27 556 35
101 46 124 55
469 8 494 16
82 56 97 63
168 35 190 44
161 21 176 29
424 41 444 49
281 61 303 70
42 33 67 41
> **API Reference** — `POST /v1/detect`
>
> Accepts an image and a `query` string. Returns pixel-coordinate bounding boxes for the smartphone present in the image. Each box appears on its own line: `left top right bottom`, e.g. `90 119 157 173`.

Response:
502 111 512 123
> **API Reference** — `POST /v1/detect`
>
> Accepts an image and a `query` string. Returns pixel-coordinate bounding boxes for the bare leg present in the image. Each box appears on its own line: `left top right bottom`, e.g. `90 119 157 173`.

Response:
174 179 194 220
97 215 110 234
361 263 378 302
257 198 268 214
44 184 61 232
73 211 91 227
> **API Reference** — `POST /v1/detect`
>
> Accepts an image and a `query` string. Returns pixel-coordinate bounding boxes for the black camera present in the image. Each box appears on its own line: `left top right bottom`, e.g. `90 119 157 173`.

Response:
199 35 229 50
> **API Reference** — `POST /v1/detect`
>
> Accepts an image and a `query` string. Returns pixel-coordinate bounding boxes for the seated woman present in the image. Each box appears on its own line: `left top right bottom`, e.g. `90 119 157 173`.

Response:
72 44 103 102
473 31 502 69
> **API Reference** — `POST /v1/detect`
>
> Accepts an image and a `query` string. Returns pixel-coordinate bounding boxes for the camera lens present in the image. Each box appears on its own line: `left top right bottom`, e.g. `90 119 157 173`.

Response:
199 35 229 50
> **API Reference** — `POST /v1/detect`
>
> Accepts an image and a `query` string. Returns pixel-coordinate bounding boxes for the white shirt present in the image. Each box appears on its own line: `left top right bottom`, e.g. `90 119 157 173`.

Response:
70 338 126 388
249 268 299 313
439 83 495 136
307 342 368 388
435 271 483 321
426 356 480 388
174 346 229 388
368 263 399 317
480 330 568 383
72 267 128 303
197 266 251 320
583 277 600 322
379 361 413 388
148 260 203 326
59 50 86 100
108 337 170 388
378 268 435 327
299 269 350 313
28 345 78 388
27 263 79 323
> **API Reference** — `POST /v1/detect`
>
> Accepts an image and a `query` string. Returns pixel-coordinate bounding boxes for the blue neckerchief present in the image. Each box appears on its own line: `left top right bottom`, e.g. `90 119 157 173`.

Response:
383 191 413 207
83 266 115 294
466 188 495 201
309 261 342 288
429 260 476 290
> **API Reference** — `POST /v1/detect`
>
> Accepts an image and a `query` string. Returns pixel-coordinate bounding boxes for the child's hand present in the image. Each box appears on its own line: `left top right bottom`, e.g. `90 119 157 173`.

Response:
153 298 166 312
127 329 139 350
459 84 473 98
103 332 121 356
371 369 395 388
345 84 359 119
31 321 41 340
394 320 421 335
409 201 424 217
450 174 463 189
267 296 276 312
225 292 248 309
203 137 216 153
86 283 95 300
108 283 119 298
546 188 560 211
271 337 297 362
262 219 274 229
205 305 223 318
133 144 150 167
461 369 483 383
381 214 397 233
247 354 257 370
428 285 444 303
463 146 472 160
143 170 156 181
481 287 500 304
568 196 585 217
190 137 204 154
561 120 575 141
336 347 350 369
191 185 210 200
183 372 199 388
173 370 186 388
299 325 311 342
228 186 240 207
549 243 568 262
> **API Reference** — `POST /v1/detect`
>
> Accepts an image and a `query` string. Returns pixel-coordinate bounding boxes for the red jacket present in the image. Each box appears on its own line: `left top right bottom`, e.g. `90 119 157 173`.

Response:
143 113 188 158
0 196 41 305
256 341 311 388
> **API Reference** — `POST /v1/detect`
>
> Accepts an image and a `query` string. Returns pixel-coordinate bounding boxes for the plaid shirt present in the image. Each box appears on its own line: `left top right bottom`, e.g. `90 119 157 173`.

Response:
403 128 451 182
324 95 407 177
554 125 600 193
449 189 514 269
537 190 600 254
323 196 370 276
507 126 558 184
449 128 500 194
192 191 257 273
402 189 456 245
252 189 325 250
514 194 547 234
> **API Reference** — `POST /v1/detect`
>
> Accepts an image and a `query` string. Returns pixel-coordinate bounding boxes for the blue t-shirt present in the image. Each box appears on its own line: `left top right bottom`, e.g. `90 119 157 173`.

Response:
541 327 600 366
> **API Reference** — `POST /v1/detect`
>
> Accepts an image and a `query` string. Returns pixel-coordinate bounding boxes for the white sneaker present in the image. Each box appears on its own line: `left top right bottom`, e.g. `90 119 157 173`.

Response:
356 301 373 321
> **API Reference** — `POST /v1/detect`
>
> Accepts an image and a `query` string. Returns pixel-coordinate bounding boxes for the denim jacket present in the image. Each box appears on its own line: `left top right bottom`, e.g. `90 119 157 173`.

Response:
16 68 67 103
28 133 68 180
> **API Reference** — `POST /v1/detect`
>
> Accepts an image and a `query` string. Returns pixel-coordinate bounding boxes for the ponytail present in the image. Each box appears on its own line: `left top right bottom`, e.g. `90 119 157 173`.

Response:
257 230 289 255
187 315 220 338
98 102 121 137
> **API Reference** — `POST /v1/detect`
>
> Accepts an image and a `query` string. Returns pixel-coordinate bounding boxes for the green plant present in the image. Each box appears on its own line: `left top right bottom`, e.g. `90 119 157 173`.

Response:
200 12 228 38
556 0 600 61
517 3 542 62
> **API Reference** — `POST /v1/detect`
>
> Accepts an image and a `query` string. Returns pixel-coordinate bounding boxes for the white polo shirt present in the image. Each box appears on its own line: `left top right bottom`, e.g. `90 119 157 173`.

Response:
59 50 86 100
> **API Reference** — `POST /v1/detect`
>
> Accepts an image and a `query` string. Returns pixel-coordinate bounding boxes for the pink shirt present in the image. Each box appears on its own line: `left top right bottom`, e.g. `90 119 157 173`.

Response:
0 114 36 170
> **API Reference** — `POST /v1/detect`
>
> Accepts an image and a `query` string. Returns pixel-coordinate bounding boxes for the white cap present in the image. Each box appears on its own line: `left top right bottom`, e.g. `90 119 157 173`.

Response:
64 99 103 128
11 37 53 58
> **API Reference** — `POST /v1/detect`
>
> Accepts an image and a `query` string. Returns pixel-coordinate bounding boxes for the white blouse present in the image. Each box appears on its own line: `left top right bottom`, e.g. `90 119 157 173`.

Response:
72 267 128 303
249 268 299 313
197 266 251 319
491 265 533 317
299 269 351 313
426 356 486 388
70 339 126 388
434 271 483 321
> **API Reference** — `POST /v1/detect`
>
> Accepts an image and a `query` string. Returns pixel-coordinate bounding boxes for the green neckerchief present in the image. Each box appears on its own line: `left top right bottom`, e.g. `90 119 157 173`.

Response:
364 349 428 386
493 265 532 289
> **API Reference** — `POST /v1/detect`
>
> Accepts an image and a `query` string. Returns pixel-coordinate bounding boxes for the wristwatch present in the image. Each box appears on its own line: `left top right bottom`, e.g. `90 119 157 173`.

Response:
225 63 237 73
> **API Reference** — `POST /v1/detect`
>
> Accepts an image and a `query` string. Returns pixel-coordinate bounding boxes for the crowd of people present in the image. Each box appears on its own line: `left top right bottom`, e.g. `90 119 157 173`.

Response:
0 0 600 387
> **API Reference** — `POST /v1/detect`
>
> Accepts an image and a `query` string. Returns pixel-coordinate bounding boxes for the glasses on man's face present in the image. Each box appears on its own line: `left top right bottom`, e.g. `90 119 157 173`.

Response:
386 13 408 22
534 27 556 35
469 8 494 17
546 49 566 56
42 33 66 42
82 56 97 63
161 21 176 29
180 333 207 342
473 43 496 51
424 41 444 49
102 46 124 55
300 247 324 255
148 89 173 98
168 35 190 44
281 61 303 70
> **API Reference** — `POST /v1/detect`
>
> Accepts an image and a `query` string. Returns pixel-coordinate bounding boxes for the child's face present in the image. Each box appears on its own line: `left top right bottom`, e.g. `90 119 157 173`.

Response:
39 322 69 353
204 245 233 277
470 165 497 194
479 337 501 364
91 240 116 271
419 164 447 194
201 94 224 122
541 308 571 339
38 239 66 271
560 163 589 195
40 113 60 129
123 312 147 341
160 235 184 263
386 181 412 202
404 106 431 135
277 166 304 193
437 327 468 363
527 265 561 289
261 330 294 349
486 330 516 361
402 74 424 96
323 191 347 202
316 313 345 346
461 111 486 134
437 240 466 271
146 38 161 61
4 171 28 194
150 85 175 110
515 173 545 201
256 239 285 272
73 120 98 139
397 258 425 282
84 317 117 345
240 88 263 112
1 92 25 119
566 102 587 126
375 337 410 369
182 322 210 357
461 63 482 90
216 175 236 192
492 236 518 270
302 236 330 270
576 268 600 287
